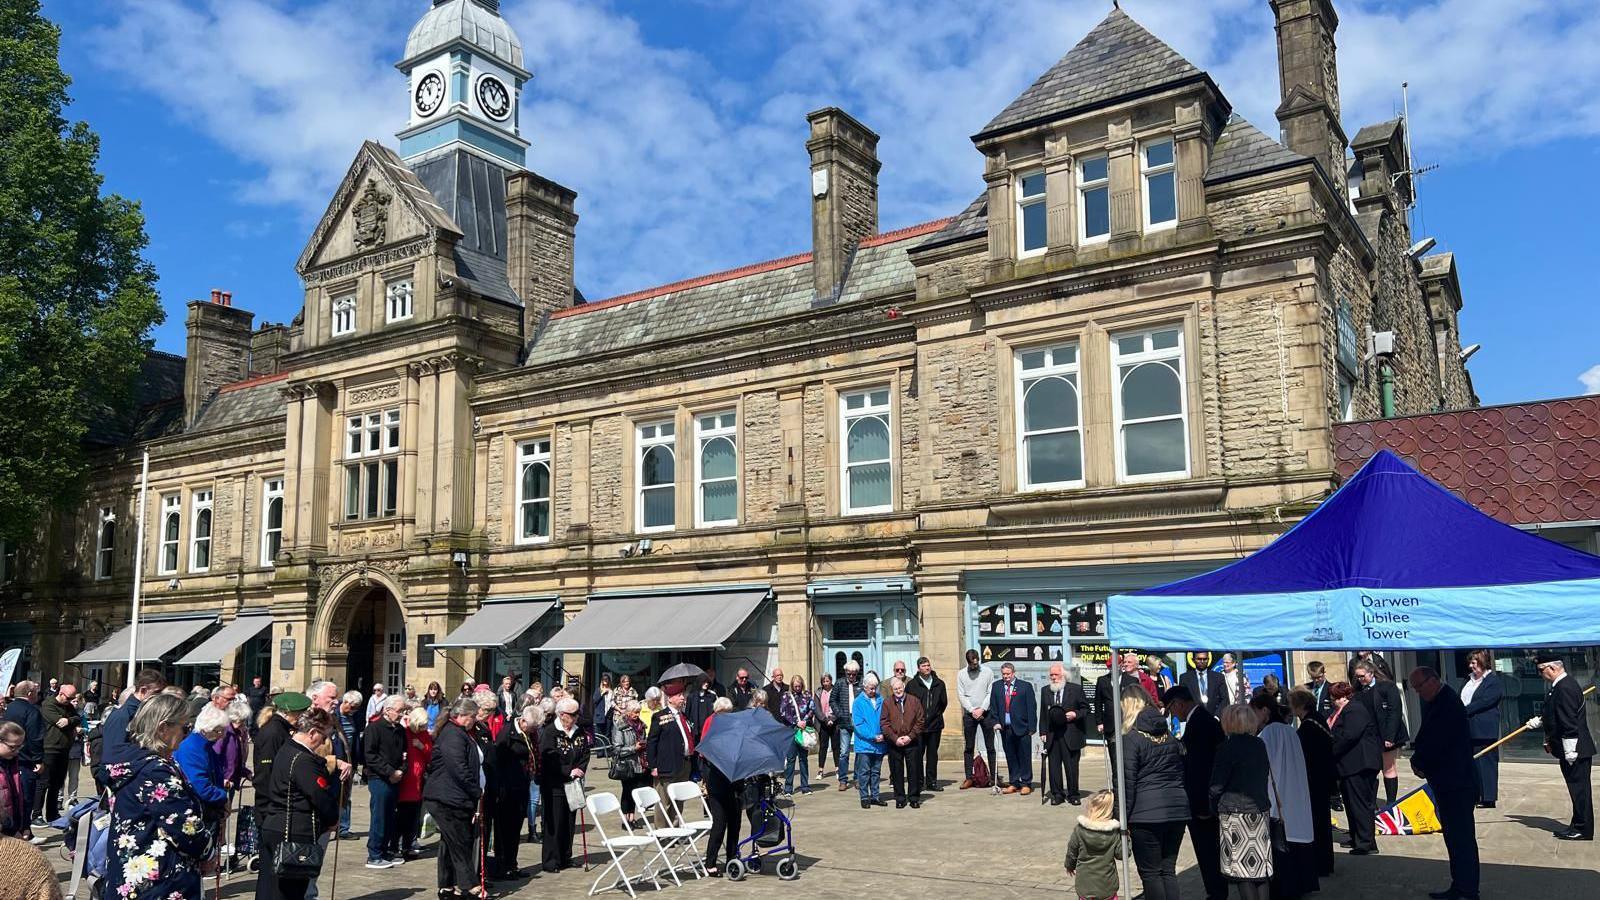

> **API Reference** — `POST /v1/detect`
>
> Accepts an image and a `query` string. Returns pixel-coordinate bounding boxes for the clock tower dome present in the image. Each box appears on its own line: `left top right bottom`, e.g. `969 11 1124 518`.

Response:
395 0 530 170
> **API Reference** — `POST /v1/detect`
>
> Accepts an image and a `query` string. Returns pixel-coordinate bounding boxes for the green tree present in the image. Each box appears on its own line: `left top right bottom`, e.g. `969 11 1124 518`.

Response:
0 0 162 544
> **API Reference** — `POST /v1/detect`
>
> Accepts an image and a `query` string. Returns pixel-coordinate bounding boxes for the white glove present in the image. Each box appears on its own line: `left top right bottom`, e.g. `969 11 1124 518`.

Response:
1565 738 1580 764
1525 716 1543 730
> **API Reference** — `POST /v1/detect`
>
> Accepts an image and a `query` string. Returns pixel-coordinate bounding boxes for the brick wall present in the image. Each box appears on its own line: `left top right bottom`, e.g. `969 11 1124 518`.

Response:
741 390 783 525
919 335 1000 503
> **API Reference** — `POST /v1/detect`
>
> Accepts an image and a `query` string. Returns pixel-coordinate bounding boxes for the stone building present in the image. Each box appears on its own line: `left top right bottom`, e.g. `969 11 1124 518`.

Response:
0 0 1476 719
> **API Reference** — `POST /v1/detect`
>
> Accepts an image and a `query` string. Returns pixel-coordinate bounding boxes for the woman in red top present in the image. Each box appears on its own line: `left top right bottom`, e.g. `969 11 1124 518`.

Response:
396 707 433 859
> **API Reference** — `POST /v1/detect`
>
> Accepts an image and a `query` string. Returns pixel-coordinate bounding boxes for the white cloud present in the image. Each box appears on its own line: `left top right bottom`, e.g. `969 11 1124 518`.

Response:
81 0 1600 301
1580 364 1600 395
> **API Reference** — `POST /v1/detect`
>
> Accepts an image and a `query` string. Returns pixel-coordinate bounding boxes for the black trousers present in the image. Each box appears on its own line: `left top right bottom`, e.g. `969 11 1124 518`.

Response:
396 800 423 851
1434 785 1480 897
703 770 742 868
816 721 837 772
1129 820 1185 900
540 782 578 872
1188 814 1228 900
427 801 478 891
1043 734 1081 801
492 790 526 873
41 750 69 821
1561 756 1594 837
887 740 923 801
1469 740 1498 803
1339 770 1379 852
961 713 994 780
921 728 941 786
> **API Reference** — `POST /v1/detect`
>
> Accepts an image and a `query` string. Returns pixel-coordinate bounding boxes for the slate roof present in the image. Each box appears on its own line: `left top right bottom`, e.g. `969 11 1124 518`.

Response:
1352 118 1403 148
977 8 1207 140
913 193 988 251
1204 114 1309 184
179 373 286 434
84 351 186 447
412 150 521 307
523 221 945 367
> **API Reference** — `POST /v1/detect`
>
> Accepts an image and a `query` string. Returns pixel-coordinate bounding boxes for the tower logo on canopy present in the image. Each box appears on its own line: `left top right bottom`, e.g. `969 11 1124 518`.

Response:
1304 596 1343 642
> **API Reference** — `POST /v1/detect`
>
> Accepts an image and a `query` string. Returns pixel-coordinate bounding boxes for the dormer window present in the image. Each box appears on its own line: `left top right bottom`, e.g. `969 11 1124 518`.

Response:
385 279 413 323
331 295 356 336
1142 138 1177 230
1079 154 1110 243
1015 169 1047 258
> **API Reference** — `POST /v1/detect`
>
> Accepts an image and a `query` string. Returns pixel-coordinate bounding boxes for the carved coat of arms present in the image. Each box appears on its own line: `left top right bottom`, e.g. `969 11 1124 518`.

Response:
352 180 392 249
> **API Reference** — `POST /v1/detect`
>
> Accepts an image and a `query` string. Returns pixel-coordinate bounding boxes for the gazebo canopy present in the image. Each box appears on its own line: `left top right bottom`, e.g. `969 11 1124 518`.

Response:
1106 450 1600 650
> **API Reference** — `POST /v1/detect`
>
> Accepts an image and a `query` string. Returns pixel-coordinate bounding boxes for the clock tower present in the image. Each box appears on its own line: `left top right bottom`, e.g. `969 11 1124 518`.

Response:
395 0 529 170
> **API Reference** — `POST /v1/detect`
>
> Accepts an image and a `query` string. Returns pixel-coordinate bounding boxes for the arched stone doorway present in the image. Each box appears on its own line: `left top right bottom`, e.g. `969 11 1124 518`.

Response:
316 569 408 695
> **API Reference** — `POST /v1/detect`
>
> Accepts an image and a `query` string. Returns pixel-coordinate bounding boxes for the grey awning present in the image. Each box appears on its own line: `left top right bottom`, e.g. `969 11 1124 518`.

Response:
174 612 273 666
430 598 557 649
67 614 218 665
539 587 770 652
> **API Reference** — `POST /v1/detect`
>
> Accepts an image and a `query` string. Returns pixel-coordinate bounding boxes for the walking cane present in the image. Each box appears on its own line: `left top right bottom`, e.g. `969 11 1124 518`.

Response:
329 775 347 900
477 795 488 900
1473 685 1597 759
578 797 591 873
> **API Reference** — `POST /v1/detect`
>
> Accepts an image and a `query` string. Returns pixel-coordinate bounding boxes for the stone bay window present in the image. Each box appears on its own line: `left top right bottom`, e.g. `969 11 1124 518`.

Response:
345 408 401 520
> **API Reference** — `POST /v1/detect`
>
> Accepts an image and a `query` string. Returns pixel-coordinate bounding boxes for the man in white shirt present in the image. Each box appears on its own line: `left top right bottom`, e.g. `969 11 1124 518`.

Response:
364 682 387 722
956 649 996 790
499 675 519 718
1220 653 1250 705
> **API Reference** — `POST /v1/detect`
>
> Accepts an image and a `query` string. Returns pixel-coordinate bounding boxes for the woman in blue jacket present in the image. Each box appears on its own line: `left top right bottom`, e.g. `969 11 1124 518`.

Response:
174 704 230 815
105 693 215 900
1460 650 1504 807
851 672 887 808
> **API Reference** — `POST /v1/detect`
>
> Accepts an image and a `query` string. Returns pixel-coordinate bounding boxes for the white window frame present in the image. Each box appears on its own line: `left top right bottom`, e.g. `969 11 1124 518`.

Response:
158 493 181 575
260 477 284 567
636 419 677 533
515 439 552 544
95 507 115 580
694 410 739 528
331 294 356 336
840 387 894 516
1015 344 1085 491
1078 153 1111 244
1141 138 1177 232
343 407 400 521
189 489 213 572
385 279 413 324
1111 327 1191 484
1014 168 1047 259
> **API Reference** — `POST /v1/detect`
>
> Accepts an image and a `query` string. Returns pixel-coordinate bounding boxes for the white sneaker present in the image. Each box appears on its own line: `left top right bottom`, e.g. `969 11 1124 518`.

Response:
365 858 395 869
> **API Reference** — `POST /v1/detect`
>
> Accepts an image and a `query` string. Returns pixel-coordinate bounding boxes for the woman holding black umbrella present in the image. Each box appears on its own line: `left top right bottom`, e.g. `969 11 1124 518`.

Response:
537 697 590 873
699 697 740 876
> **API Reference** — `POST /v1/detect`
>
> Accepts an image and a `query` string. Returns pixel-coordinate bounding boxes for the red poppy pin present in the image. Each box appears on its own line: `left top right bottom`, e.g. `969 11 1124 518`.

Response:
316 776 329 789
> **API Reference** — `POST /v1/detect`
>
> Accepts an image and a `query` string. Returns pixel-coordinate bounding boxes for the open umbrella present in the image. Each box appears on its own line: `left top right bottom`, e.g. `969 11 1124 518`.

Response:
657 662 705 684
696 709 795 781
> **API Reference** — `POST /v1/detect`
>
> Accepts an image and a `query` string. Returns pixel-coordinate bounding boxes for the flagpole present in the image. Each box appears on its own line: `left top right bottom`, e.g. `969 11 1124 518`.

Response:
126 448 150 693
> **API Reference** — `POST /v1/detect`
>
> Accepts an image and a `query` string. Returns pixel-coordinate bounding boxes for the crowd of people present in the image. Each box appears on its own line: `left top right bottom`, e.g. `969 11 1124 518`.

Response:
0 645 1591 900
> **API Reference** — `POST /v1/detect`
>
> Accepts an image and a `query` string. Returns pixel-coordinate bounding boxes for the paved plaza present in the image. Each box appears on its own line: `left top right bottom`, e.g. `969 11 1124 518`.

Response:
37 755 1600 898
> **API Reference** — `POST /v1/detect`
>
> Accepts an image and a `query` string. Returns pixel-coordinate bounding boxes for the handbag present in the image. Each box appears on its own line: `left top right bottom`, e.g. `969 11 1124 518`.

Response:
796 726 818 750
271 753 326 879
607 726 640 780
1266 765 1290 855
563 777 586 809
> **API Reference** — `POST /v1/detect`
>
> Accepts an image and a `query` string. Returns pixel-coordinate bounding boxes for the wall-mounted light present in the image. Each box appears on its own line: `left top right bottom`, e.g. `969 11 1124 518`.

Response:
451 550 469 570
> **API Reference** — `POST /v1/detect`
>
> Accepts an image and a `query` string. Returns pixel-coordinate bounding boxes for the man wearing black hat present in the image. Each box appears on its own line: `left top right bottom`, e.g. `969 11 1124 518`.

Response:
1532 653 1595 840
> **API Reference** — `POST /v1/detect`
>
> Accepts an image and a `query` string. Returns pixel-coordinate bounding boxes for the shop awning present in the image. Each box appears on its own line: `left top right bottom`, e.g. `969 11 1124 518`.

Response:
539 587 771 652
174 611 273 666
67 614 218 665
430 598 558 649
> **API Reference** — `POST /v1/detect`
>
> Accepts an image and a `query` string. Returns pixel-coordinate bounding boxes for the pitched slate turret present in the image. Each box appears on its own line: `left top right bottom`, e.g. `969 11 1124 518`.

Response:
1204 114 1309 184
975 8 1208 141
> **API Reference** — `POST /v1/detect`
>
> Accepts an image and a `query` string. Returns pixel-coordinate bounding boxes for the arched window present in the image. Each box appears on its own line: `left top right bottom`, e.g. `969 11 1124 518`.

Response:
841 388 892 514
1113 328 1188 480
95 509 115 580
696 411 738 527
1016 344 1083 489
190 490 213 571
158 493 181 575
638 420 676 531
261 478 284 566
517 439 552 542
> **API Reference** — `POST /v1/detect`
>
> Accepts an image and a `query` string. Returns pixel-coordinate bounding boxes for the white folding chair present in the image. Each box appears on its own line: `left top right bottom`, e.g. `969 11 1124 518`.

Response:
666 780 713 878
584 792 657 898
631 786 703 882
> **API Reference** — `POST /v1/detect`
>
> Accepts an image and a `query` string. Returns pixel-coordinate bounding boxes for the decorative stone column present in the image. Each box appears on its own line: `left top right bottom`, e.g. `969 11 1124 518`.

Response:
1043 130 1077 265
1106 116 1139 249
1174 99 1212 241
983 150 1016 282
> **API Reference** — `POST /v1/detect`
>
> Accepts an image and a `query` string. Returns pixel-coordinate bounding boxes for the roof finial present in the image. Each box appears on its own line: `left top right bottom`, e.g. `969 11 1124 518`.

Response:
1113 0 1120 8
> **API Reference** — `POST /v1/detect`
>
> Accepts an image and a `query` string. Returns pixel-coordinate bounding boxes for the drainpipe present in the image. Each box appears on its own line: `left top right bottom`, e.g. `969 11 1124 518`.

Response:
1379 361 1396 418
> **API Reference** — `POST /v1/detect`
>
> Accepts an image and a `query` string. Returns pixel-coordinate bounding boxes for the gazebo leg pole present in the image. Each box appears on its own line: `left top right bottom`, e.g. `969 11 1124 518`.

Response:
1110 648 1131 900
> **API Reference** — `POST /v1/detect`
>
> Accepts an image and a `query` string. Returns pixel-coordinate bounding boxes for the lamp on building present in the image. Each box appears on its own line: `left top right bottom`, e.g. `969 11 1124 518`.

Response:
451 550 469 571
1406 237 1436 259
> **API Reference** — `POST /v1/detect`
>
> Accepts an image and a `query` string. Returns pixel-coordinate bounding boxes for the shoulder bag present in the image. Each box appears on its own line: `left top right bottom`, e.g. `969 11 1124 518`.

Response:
607 725 640 780
1265 763 1290 855
272 752 326 879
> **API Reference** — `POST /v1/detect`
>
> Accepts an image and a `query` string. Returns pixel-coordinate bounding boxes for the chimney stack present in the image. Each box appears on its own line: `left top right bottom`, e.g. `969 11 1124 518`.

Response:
250 323 290 376
184 290 253 425
505 170 579 338
806 107 880 302
1270 0 1348 188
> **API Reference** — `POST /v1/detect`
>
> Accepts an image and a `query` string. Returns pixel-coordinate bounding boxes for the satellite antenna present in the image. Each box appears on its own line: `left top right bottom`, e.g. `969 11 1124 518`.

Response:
1399 82 1440 230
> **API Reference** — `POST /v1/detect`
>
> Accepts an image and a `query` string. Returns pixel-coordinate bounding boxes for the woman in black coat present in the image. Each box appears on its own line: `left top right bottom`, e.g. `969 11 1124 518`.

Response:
537 698 591 873
1353 661 1407 807
1460 649 1504 807
1121 697 1189 900
492 706 542 878
424 699 485 898
1209 704 1273 900
259 708 341 900
1289 689 1336 877
1328 682 1382 855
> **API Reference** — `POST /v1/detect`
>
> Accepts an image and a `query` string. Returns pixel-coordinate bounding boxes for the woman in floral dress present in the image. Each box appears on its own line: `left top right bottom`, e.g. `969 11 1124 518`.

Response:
105 692 215 900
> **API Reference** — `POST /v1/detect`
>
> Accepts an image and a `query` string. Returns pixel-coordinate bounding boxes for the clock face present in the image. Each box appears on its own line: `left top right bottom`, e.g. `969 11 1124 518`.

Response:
476 74 512 121
414 72 445 116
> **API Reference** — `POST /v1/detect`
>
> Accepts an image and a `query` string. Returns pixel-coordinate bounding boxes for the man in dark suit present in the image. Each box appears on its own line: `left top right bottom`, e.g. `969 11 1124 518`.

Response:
1409 667 1480 900
1329 681 1383 854
1180 651 1225 716
1165 686 1227 900
1094 653 1142 770
1039 663 1090 805
1304 660 1335 718
646 691 695 828
989 663 1037 794
729 668 755 710
1536 653 1596 841
904 657 948 790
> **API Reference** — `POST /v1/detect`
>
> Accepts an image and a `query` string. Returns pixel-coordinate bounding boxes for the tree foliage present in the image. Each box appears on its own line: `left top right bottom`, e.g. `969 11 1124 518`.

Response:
0 0 163 544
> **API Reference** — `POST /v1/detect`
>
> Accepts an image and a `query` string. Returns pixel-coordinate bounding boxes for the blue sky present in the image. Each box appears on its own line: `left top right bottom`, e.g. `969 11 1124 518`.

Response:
42 0 1600 405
